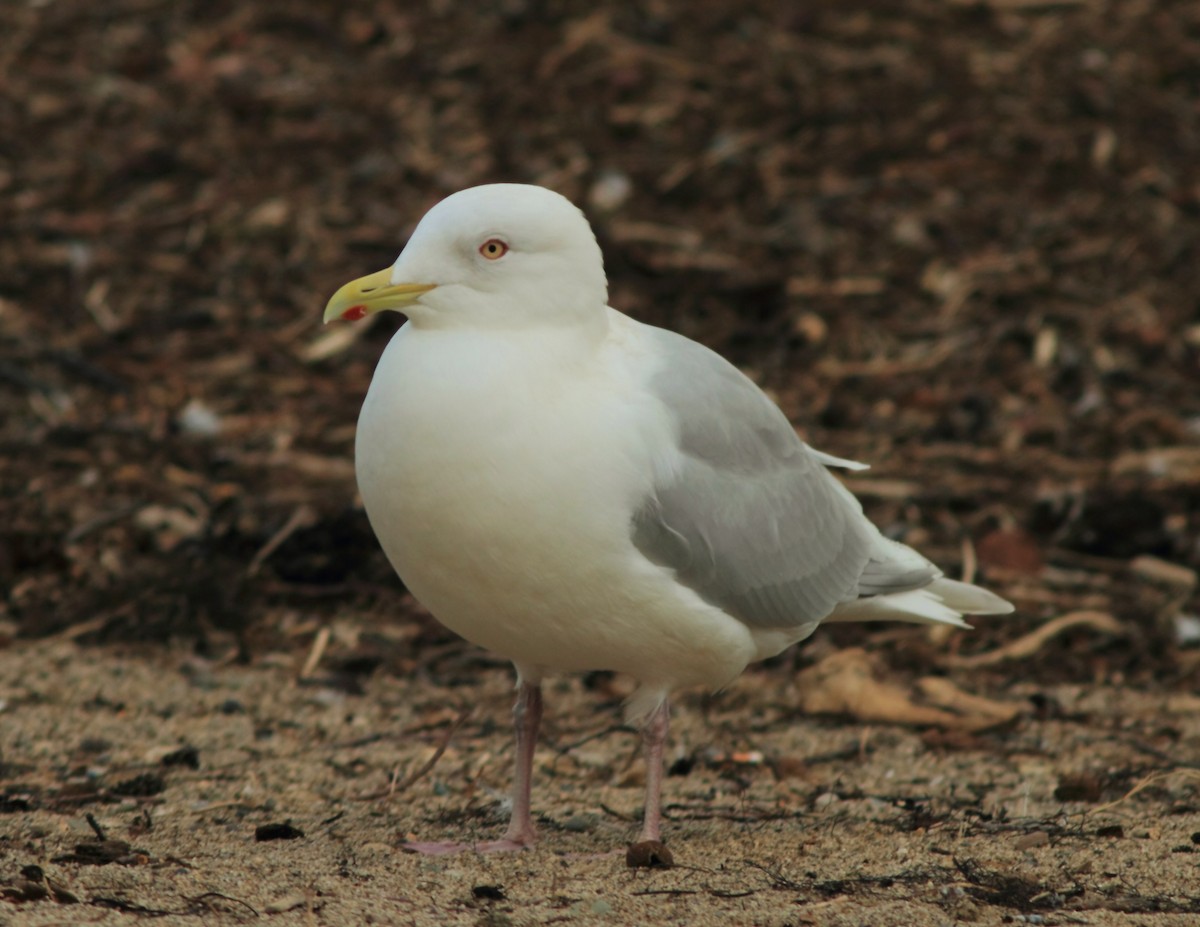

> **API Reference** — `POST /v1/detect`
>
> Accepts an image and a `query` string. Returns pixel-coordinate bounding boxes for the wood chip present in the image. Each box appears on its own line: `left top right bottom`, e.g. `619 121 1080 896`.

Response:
915 677 1022 725
1111 447 1200 482
1129 555 1197 591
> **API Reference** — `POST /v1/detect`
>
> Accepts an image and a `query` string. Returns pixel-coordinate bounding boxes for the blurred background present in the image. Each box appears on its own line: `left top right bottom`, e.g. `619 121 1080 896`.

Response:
2 0 1198 687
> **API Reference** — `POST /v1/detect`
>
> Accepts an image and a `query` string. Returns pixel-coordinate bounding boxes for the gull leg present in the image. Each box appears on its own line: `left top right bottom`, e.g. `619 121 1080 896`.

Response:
637 699 670 843
624 698 674 867
495 679 542 847
402 680 542 855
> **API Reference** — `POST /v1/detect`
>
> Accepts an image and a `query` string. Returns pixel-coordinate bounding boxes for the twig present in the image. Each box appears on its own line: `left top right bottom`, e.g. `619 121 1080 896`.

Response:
1088 769 1200 817
85 813 107 841
555 724 634 755
742 859 805 891
357 709 471 800
299 627 331 680
941 611 1124 668
185 891 260 917
47 612 123 641
599 802 636 822
248 504 317 576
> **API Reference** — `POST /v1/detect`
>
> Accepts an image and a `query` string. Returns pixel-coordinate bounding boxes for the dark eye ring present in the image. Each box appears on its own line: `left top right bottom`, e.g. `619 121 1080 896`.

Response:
479 238 508 260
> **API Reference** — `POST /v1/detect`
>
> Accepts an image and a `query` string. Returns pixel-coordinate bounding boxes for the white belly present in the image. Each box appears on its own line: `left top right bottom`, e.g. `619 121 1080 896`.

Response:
354 322 760 690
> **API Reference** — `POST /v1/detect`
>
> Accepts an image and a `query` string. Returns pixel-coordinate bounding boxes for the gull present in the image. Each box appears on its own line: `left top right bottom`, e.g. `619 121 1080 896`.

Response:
323 183 1013 856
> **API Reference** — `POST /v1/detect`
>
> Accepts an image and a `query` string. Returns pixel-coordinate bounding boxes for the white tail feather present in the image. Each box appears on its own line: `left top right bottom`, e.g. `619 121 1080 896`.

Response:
826 577 1013 629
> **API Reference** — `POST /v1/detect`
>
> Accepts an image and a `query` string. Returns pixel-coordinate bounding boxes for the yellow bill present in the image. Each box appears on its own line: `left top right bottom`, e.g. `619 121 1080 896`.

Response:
323 268 437 323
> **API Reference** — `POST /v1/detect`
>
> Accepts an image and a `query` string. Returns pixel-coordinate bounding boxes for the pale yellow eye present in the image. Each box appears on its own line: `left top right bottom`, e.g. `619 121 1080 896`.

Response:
479 238 509 260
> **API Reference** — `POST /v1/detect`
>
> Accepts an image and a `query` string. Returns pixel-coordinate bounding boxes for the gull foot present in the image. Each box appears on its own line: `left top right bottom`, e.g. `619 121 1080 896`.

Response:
401 838 533 856
625 840 674 869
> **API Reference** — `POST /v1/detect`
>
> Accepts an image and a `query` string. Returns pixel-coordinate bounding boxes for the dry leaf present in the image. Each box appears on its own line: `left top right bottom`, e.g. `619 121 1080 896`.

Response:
795 649 1014 731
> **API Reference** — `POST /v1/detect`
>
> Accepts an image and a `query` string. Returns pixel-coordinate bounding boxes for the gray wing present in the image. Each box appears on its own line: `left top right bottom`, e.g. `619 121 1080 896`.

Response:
631 326 936 631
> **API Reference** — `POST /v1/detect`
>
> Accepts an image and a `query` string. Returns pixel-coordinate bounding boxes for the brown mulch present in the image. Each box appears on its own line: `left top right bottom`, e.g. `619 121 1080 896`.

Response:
3 0 1198 663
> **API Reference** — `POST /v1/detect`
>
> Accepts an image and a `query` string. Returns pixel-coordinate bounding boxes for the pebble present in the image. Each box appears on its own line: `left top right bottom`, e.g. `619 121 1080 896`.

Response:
588 170 632 213
263 893 307 914
1173 613 1200 646
562 813 598 833
176 398 222 437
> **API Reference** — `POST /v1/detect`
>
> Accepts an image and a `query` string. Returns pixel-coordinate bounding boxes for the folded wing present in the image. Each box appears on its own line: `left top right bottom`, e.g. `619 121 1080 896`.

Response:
630 325 1007 634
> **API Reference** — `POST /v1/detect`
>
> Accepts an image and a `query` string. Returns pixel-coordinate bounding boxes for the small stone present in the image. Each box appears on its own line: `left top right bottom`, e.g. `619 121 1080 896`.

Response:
2 879 49 902
1174 613 1200 647
562 813 598 833
263 893 307 914
891 213 932 249
255 821 304 841
159 745 200 769
1015 831 1050 850
792 311 828 345
176 398 222 437
813 791 839 811
588 169 632 213
1054 773 1103 803
245 197 290 230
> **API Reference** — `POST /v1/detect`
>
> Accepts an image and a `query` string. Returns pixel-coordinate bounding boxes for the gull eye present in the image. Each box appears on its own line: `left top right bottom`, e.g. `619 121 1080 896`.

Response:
479 238 509 260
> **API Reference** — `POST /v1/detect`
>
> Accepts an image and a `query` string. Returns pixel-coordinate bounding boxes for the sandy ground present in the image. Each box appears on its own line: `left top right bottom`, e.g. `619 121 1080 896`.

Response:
3 635 1199 926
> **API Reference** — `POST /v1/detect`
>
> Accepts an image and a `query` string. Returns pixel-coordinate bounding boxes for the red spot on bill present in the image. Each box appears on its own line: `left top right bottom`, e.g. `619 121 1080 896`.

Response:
342 305 368 321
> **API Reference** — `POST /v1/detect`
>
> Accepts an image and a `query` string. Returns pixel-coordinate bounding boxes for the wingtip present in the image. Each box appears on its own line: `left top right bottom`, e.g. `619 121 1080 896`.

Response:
934 578 1016 616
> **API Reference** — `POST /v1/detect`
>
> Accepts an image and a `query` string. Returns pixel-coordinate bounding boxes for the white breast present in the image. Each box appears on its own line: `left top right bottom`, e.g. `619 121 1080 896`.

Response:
354 318 760 689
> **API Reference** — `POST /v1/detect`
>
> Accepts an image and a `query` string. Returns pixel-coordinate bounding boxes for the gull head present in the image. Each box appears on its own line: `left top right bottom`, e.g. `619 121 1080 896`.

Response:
324 184 608 330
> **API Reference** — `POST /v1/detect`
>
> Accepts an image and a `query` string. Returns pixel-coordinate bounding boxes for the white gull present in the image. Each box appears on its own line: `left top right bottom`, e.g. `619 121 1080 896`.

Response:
324 183 1013 856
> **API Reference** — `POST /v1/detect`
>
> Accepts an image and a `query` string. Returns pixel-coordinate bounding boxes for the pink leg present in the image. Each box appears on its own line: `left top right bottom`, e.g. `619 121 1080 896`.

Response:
637 699 670 843
496 680 542 847
625 699 674 867
402 681 542 856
